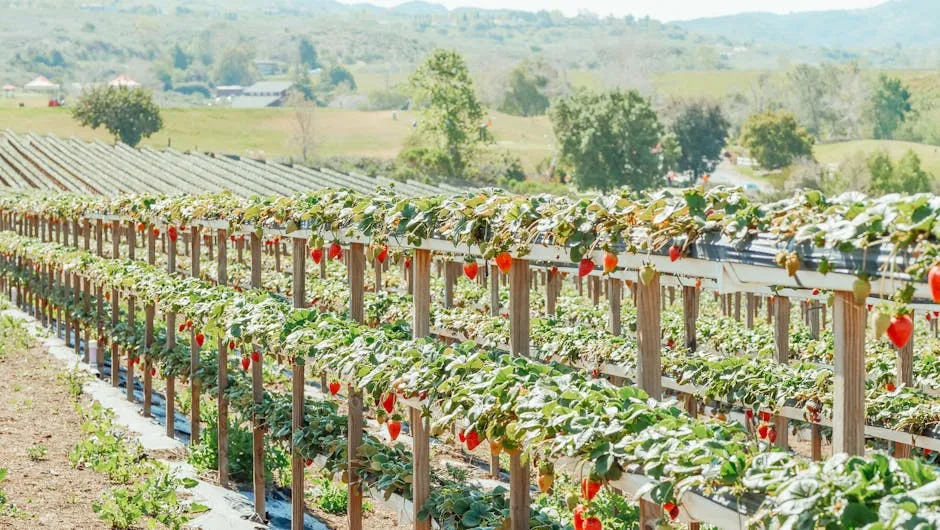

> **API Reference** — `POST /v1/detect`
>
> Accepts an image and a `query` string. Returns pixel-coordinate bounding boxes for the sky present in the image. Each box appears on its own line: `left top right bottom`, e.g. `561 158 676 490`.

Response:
337 0 889 21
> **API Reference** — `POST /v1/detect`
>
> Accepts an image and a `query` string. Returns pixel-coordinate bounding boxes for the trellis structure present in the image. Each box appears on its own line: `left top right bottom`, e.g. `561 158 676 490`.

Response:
0 187 939 530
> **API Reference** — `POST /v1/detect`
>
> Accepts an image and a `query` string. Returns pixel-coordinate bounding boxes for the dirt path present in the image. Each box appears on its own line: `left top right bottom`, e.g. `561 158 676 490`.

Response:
0 341 110 528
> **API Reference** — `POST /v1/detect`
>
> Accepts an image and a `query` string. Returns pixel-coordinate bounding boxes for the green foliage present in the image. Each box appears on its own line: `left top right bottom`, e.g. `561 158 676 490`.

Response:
172 44 192 70
69 402 151 483
551 88 664 191
367 89 410 111
740 111 815 170
314 478 348 514
322 65 357 92
872 75 914 140
671 101 729 177
868 149 933 195
71 86 164 147
465 149 526 185
293 67 316 101
27 444 47 461
0 468 19 516
188 407 289 484
393 145 453 182
299 37 319 70
214 45 258 87
409 49 490 176
499 61 550 117
93 470 202 530
659 131 682 174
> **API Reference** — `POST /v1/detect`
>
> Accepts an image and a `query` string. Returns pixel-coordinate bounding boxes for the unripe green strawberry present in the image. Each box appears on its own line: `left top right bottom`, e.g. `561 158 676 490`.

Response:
852 277 871 305
872 310 891 339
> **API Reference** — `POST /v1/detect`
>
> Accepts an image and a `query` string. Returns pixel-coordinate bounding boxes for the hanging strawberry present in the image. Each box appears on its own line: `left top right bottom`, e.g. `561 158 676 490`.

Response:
663 502 680 520
465 430 482 451
668 245 681 262
382 392 396 413
240 356 250 371
602 252 618 274
387 418 402 440
463 261 478 280
580 476 601 500
228 340 235 350
152 227 160 237
404 257 411 269
929 264 940 302
250 351 261 363
886 382 896 392
639 264 656 286
195 333 205 347
852 277 871 305
310 248 323 264
583 518 601 530
495 252 512 274
573 505 586 530
376 246 388 264
578 258 594 278
886 313 914 349
328 242 341 260
328 381 341 395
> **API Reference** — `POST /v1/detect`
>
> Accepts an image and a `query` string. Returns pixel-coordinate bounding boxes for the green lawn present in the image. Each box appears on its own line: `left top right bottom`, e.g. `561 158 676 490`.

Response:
815 139 940 176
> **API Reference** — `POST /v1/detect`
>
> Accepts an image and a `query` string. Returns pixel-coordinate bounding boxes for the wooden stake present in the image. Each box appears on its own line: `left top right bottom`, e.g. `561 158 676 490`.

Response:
346 241 365 530
217 229 229 488
489 264 499 316
635 272 662 528
683 285 699 351
832 291 866 456
190 226 201 444
773 296 790 449
894 336 914 458
608 278 621 336
746 292 755 329
412 248 431 530
291 237 306 530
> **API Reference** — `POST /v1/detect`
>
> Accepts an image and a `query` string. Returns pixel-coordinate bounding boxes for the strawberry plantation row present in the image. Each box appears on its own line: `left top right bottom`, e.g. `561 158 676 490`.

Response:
0 187 939 529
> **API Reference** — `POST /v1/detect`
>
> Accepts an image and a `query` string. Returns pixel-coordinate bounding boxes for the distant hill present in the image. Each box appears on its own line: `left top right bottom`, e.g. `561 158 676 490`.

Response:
677 0 940 49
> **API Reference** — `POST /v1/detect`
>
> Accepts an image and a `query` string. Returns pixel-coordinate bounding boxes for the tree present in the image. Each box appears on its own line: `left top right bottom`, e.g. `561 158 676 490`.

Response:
550 88 664 191
323 65 356 91
740 111 814 170
868 149 932 195
172 44 192 70
71 87 163 147
288 94 317 162
214 45 257 86
293 66 316 101
670 101 729 178
499 62 550 117
409 49 490 176
299 38 319 70
872 75 913 139
787 64 830 137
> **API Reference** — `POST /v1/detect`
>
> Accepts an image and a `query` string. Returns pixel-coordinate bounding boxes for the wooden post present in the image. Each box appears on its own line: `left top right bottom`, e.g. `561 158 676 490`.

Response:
95 219 104 372
125 222 136 403
746 293 755 329
771 296 791 450
832 292 866 456
635 272 662 527
217 228 229 488
110 220 120 388
444 260 457 309
545 269 557 317
734 292 741 321
668 286 675 306
809 302 821 339
190 226 201 444
591 276 600 306
508 258 530 529
489 265 499 316
411 249 431 530
345 242 365 530
683 285 699 351
608 278 621 336
894 336 914 458
291 237 306 530
141 226 156 416
374 255 383 293
247 233 266 519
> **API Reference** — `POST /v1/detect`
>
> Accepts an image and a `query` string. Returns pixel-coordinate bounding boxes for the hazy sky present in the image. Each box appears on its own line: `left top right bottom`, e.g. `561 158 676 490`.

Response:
339 0 889 21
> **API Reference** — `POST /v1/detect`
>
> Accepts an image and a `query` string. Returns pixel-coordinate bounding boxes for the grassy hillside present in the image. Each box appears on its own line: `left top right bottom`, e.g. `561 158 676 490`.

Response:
815 139 940 176
0 100 555 170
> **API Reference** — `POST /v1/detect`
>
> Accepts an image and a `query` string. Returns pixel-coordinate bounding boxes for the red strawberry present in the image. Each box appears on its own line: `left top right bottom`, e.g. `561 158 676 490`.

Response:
179 225 186 232
458 430 466 443
663 502 680 520
929 265 940 302
665 338 675 349
578 258 594 278
186 320 193 329
759 411 771 422
745 409 754 420
887 314 914 349
463 261 478 280
328 242 341 260
382 392 396 413
387 420 402 440
241 357 250 371
581 477 601 500
376 246 388 264
178 323 186 332
669 245 681 262
329 381 341 395
311 248 323 264
573 505 586 530
404 257 411 269
934 311 939 318
195 333 205 347
150 368 157 377
251 351 261 363
305 458 313 467
928 314 933 322
886 382 896 392
768 428 778 444
136 222 145 232
583 518 602 530
465 430 481 451
152 227 160 237
495 252 512 274
228 340 235 350
812 288 820 296
757 423 769 439
603 252 618 274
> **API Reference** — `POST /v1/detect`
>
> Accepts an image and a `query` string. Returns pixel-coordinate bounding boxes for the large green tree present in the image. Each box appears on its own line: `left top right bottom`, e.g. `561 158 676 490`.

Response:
298 37 319 70
72 87 163 147
671 101 729 178
740 111 814 170
868 149 932 195
499 61 550 117
550 89 664 191
214 45 257 86
409 49 489 176
871 74 913 140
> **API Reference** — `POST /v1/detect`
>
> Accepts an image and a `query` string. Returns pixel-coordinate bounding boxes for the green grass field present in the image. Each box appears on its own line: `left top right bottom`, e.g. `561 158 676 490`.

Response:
815 139 940 176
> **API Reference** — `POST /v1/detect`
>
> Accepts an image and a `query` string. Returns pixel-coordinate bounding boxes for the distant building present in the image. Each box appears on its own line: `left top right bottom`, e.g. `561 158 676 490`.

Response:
253 60 284 76
24 75 59 93
108 75 140 88
216 85 244 97
2 84 15 98
231 81 293 108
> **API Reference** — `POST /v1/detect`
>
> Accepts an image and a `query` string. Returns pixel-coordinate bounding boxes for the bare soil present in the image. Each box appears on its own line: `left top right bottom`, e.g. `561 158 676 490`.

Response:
0 345 111 529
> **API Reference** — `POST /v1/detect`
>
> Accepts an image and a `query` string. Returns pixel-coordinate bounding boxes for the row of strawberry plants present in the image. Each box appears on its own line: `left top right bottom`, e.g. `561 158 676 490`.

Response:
6 230 940 527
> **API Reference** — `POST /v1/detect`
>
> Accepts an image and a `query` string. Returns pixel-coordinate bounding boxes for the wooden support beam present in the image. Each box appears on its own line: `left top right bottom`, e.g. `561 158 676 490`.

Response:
247 233 266 521
190 226 201 444
291 237 306 530
344 243 365 530
734 292 741 321
411 248 431 530
489 264 500 317
608 278 622 336
832 291 866 456
217 228 229 488
143 225 156 417
746 293 755 329
895 336 914 458
635 272 662 528
413 250 431 339
509 450 529 530
444 260 457 309
683 285 699 351
772 296 791 449
125 222 136 403
510 259 530 357
546 269 557 317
